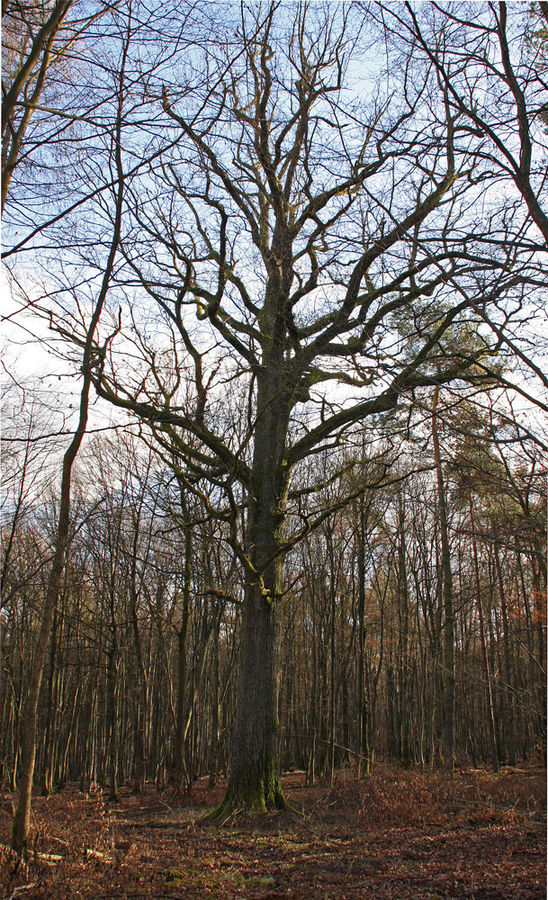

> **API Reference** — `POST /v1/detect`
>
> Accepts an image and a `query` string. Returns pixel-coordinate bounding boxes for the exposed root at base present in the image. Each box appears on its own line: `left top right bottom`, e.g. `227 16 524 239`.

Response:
199 793 301 827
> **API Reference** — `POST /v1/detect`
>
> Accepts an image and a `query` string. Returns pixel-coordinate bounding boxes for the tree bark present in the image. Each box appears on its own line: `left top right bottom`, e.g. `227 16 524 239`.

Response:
173 500 191 790
469 498 499 772
11 406 88 852
216 582 284 815
356 493 371 776
10 58 125 853
431 387 455 770
210 370 289 816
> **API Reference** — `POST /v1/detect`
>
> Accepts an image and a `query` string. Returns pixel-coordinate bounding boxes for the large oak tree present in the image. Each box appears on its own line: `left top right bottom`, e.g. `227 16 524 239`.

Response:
84 3 542 814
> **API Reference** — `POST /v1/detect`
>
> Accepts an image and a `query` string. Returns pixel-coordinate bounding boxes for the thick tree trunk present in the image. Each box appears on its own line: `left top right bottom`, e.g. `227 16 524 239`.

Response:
210 367 289 817
218 582 285 814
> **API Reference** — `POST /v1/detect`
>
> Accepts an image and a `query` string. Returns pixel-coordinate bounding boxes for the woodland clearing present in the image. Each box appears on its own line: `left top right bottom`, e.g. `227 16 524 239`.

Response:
1 765 545 899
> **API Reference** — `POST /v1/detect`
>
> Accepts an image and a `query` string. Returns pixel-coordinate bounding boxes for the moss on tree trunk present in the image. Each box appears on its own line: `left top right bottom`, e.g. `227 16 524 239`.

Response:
206 582 287 819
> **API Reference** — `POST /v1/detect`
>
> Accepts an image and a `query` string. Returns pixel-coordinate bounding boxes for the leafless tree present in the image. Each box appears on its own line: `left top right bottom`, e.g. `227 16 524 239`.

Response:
83 3 542 814
9 5 129 852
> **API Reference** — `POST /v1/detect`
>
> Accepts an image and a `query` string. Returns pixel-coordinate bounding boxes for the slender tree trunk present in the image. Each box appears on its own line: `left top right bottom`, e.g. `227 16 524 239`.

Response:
306 578 318 786
11 79 125 854
431 387 455 770
12 380 90 854
12 441 81 853
106 625 119 800
530 555 547 757
208 611 221 788
130 587 149 794
357 494 370 776
173 500 191 789
397 513 411 768
469 498 499 772
41 603 59 795
329 547 336 786
60 682 79 785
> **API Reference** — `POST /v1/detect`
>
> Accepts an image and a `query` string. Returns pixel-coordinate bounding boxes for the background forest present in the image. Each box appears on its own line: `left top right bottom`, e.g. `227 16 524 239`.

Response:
2 414 546 789
1 0 547 875
2 404 546 792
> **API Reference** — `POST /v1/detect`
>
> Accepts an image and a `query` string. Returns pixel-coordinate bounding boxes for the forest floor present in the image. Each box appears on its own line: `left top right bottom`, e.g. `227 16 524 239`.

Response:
0 765 545 899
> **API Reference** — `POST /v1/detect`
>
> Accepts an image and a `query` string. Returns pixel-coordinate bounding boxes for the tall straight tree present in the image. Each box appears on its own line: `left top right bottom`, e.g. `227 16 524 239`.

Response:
69 3 541 814
431 386 455 770
8 6 132 854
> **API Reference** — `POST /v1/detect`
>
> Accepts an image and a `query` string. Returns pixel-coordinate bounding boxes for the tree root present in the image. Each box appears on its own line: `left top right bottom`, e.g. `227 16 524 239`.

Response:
199 791 302 826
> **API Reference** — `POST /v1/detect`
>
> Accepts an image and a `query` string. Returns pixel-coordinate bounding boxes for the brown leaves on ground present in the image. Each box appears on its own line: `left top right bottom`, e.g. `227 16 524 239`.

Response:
0 765 545 899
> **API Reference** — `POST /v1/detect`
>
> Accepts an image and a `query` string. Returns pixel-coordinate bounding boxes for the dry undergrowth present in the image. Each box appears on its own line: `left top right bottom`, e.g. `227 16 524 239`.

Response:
358 765 543 827
0 765 545 899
